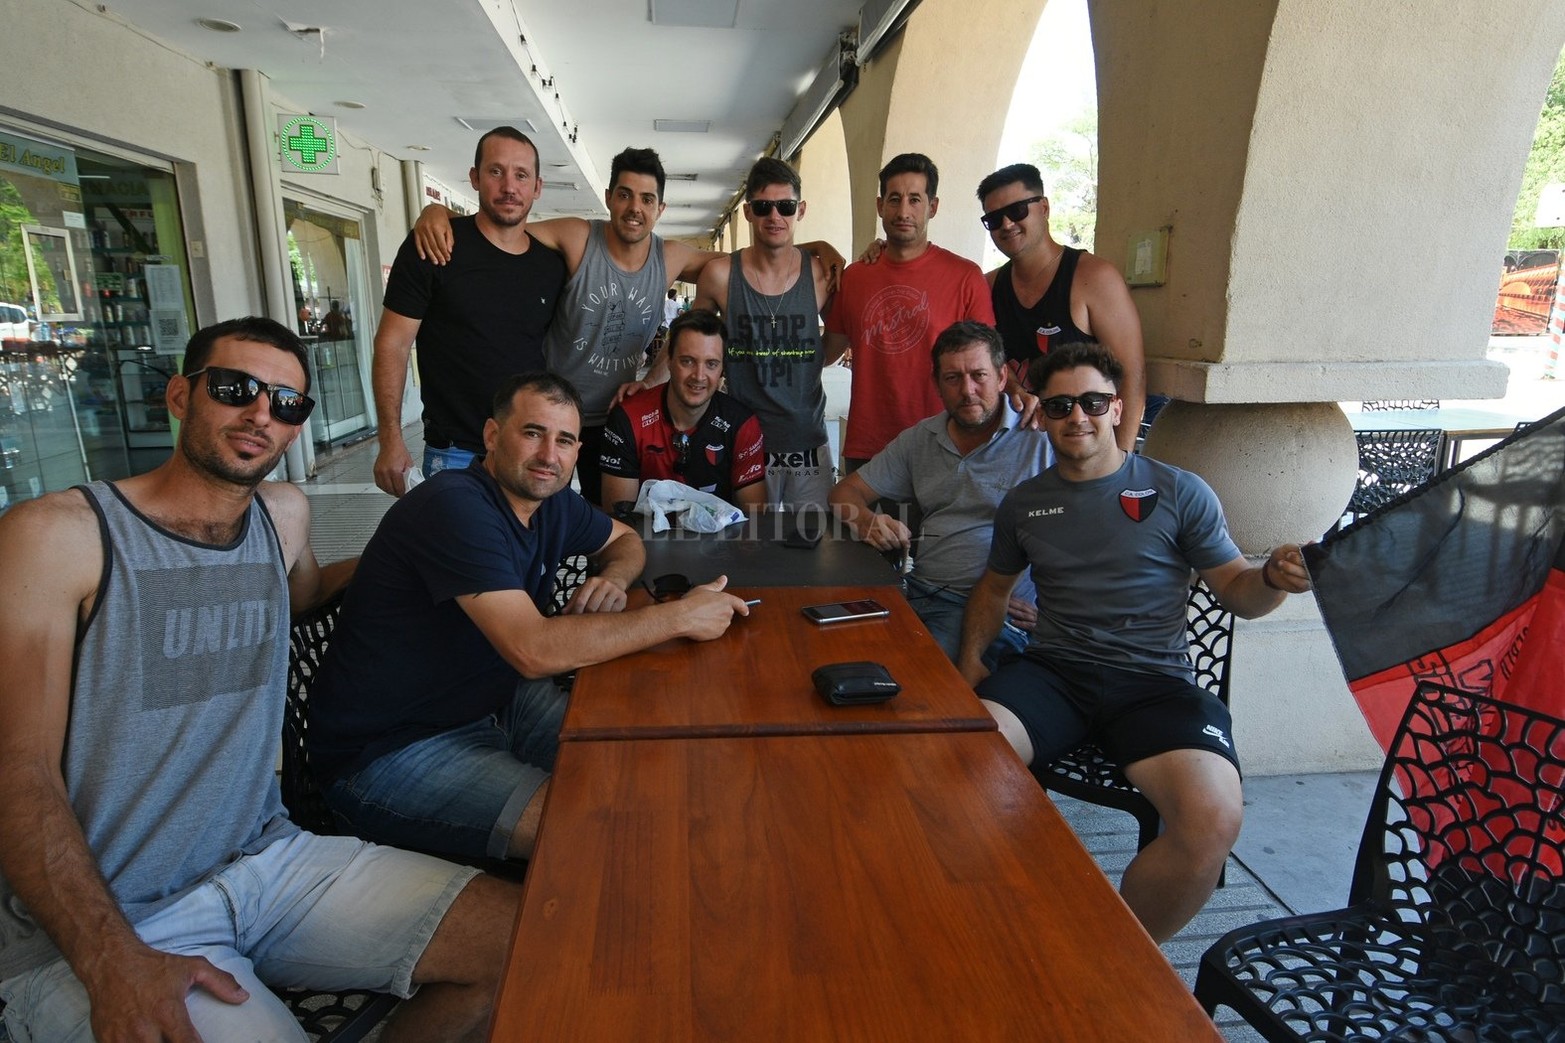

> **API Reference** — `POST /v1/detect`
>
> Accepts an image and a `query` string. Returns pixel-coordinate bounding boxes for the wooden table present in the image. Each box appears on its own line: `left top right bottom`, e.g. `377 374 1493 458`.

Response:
561 585 995 740
489 730 1219 1042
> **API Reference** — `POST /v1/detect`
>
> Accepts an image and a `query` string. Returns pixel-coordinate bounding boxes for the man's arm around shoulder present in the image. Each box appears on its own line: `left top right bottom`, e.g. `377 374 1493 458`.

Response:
0 494 250 1041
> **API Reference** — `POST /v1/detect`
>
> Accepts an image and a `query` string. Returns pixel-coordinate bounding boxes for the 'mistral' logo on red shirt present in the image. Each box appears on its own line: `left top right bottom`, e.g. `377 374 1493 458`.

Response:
1119 488 1158 522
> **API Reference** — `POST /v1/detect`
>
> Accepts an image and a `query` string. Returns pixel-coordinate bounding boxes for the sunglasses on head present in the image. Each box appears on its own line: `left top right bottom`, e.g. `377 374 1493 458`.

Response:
1039 391 1117 420
747 198 800 218
979 195 1044 231
671 431 690 473
186 366 316 425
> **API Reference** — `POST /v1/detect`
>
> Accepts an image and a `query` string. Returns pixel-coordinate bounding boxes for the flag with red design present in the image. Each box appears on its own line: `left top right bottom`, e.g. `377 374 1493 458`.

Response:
1307 406 1565 873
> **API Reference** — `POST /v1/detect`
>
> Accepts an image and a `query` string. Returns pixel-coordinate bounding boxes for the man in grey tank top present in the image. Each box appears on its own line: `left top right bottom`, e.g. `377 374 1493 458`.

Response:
0 317 518 1041
694 157 846 510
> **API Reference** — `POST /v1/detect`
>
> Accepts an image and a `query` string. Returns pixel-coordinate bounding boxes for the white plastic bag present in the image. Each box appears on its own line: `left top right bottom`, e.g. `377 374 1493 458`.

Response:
633 479 744 533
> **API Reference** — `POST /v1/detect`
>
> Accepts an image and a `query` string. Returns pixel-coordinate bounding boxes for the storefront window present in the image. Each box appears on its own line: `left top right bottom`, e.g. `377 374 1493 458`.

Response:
0 127 195 512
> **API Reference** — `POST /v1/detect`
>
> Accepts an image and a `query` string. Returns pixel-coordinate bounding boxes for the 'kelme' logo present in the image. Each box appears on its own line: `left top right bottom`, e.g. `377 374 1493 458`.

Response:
1119 488 1158 522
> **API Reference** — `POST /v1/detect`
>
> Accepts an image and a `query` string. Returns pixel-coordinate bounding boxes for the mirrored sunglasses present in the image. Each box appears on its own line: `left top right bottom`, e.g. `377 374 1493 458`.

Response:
1039 391 1117 420
748 198 800 218
186 365 315 425
979 195 1044 231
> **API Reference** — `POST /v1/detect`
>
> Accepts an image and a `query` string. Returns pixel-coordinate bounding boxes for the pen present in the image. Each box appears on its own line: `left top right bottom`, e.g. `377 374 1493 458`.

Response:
744 598 762 607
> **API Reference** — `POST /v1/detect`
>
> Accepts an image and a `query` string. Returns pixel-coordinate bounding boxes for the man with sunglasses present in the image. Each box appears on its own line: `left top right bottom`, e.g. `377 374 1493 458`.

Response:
600 308 766 512
824 153 995 469
0 317 519 1041
958 342 1311 944
829 321 1048 665
977 162 1147 451
310 372 749 868
693 157 843 509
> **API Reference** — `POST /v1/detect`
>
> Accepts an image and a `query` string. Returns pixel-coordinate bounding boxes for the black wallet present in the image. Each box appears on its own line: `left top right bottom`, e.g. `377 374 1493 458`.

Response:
811 661 900 705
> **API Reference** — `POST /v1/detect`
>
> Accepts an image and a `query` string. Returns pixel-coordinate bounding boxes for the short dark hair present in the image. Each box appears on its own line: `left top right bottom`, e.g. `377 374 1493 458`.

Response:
930 320 1006 378
182 317 311 393
610 147 666 200
879 153 939 198
977 162 1045 203
744 157 801 199
667 308 728 361
473 126 539 176
1030 341 1121 394
491 372 585 426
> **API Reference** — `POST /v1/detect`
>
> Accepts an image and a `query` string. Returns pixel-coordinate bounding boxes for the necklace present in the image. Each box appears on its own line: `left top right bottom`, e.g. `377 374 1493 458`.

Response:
752 249 797 332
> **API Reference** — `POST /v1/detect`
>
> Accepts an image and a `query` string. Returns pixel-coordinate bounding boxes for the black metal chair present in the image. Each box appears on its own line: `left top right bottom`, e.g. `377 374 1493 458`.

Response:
1031 579 1235 855
1195 683 1565 1041
1360 399 1440 411
1335 428 1444 532
281 591 400 1040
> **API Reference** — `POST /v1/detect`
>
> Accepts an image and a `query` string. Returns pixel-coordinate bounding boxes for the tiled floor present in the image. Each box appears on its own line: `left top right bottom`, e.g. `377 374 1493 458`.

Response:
301 426 1349 1040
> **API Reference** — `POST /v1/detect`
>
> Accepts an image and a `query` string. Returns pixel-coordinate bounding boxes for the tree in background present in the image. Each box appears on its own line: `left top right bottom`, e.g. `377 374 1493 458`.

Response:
1509 47 1565 252
1029 107 1098 252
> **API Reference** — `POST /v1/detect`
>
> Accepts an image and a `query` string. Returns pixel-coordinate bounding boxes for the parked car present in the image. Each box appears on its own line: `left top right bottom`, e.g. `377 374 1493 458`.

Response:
0 303 34 343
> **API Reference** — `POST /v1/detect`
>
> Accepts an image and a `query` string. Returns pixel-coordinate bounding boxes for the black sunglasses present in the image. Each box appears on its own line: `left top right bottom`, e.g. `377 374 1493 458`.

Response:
747 198 800 218
186 366 316 425
671 431 690 473
979 195 1044 231
1039 392 1117 420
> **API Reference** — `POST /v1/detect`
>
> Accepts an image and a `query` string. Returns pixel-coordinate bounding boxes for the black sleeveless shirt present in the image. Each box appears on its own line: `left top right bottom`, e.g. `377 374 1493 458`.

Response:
991 245 1092 390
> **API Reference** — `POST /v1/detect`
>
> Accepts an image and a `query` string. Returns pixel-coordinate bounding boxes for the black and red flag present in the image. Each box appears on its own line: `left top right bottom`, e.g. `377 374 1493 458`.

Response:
1307 405 1565 872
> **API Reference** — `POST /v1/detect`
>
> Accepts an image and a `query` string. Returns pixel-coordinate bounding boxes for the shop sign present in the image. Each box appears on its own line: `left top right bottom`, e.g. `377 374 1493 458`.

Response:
277 115 339 175
0 131 79 184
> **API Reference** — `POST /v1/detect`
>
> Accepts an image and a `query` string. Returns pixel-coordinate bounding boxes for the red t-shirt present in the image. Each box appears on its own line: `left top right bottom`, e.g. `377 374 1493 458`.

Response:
826 244 995 459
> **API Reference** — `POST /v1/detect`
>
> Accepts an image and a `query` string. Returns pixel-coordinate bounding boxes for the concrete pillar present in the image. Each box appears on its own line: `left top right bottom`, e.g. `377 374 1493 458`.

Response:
832 0 1048 258
1092 0 1565 772
795 108 853 263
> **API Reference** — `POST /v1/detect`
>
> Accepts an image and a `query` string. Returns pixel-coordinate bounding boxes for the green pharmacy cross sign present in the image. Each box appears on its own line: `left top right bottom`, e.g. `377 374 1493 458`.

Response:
277 115 340 175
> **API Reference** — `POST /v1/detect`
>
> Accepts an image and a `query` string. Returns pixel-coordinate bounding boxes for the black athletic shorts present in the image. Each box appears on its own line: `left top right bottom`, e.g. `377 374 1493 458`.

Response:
976 651 1240 773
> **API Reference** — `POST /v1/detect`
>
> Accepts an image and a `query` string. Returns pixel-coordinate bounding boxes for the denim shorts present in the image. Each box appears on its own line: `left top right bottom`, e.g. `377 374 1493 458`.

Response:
903 574 1028 668
0 831 477 1043
326 677 567 861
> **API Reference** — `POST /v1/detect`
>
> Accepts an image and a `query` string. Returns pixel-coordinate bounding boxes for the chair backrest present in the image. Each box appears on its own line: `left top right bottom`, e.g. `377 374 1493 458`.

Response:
1361 399 1440 411
548 554 589 616
1344 428 1443 523
283 591 347 835
1186 578 1235 706
1352 683 1565 984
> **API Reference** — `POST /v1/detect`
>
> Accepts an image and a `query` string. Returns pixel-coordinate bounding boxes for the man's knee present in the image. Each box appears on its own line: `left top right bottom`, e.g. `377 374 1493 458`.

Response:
1126 748 1243 852
980 698 1035 766
414 873 521 989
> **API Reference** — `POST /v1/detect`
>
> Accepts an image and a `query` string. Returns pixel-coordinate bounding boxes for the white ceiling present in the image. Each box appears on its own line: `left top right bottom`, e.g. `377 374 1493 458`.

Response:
103 0 868 239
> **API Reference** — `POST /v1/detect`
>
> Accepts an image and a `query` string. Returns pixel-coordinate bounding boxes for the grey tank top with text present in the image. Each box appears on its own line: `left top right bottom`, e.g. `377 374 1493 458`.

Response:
723 247 826 451
544 220 668 425
0 482 298 982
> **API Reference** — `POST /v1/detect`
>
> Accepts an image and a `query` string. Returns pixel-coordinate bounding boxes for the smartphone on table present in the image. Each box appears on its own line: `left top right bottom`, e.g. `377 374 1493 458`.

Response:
801 599 891 625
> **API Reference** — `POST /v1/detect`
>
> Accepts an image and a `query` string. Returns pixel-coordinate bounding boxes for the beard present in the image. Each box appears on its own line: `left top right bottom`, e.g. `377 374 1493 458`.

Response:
180 422 288 487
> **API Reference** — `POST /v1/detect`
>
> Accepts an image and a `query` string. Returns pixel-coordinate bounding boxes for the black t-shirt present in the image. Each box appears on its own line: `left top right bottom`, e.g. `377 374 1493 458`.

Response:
382 217 566 450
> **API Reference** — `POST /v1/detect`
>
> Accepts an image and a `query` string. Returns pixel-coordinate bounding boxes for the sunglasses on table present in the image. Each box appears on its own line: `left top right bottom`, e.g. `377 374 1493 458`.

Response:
185 366 316 425
979 195 1044 231
1039 392 1117 420
747 198 800 218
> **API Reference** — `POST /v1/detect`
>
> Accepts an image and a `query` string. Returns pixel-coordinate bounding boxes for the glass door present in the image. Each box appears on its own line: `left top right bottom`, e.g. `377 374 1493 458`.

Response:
284 199 373 448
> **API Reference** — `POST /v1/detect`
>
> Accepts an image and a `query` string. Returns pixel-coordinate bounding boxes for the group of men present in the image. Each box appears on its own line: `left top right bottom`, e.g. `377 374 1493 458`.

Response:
0 125 1314 1039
